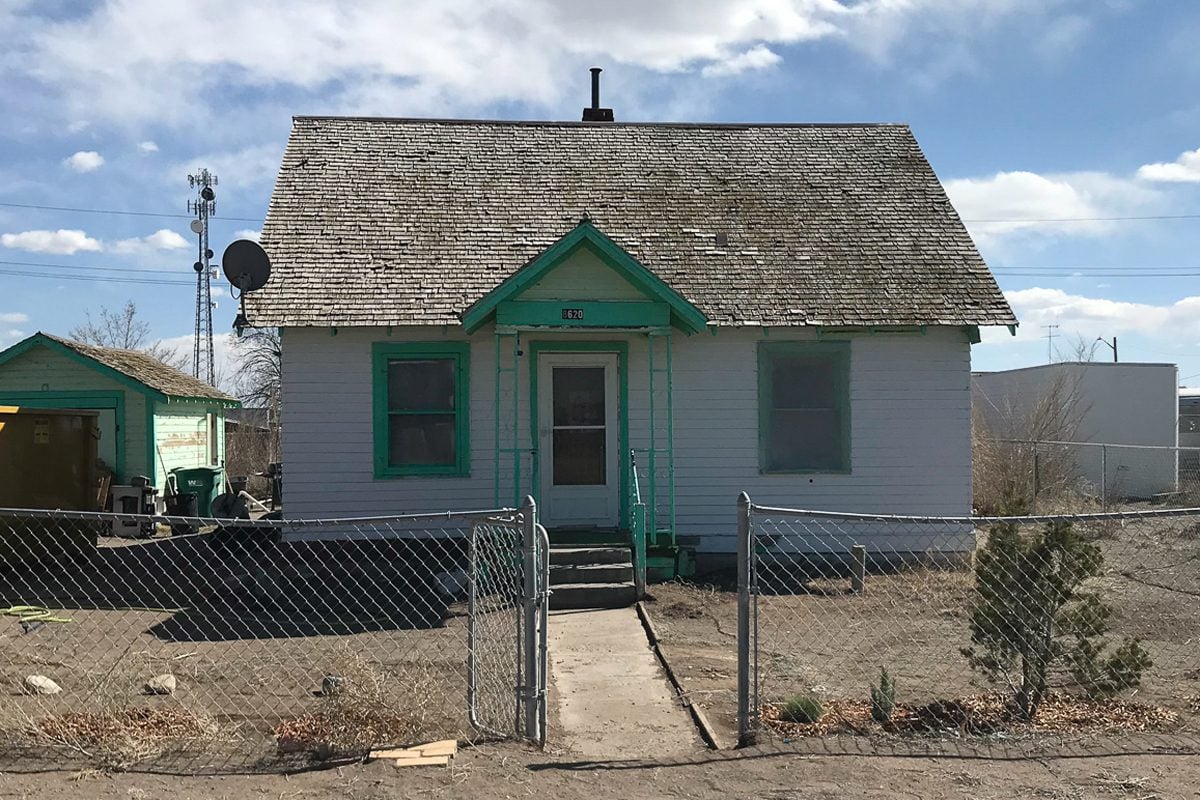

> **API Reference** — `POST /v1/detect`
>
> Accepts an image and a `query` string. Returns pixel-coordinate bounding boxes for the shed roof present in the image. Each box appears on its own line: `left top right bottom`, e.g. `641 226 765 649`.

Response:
0 333 237 403
247 116 1016 329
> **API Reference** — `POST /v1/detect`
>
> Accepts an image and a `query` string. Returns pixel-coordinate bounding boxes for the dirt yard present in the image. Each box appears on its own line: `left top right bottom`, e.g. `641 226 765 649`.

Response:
643 513 1200 754
3 742 1200 800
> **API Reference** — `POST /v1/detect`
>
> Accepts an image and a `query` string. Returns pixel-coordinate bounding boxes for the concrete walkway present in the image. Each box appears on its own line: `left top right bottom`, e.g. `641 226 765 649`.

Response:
548 607 699 760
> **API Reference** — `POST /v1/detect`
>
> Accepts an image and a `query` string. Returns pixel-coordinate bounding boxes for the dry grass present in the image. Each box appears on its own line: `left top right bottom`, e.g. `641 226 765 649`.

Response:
273 649 436 758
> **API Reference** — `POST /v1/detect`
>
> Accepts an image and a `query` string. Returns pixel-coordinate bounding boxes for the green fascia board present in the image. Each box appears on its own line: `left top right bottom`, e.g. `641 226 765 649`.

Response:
757 340 852 475
162 395 241 407
966 325 982 345
461 221 708 335
496 300 670 329
0 332 173 402
371 340 471 478
0 390 127 480
528 339 630 526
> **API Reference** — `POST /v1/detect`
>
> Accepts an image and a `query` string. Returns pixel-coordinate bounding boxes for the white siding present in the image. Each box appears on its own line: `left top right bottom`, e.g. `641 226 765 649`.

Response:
282 326 973 552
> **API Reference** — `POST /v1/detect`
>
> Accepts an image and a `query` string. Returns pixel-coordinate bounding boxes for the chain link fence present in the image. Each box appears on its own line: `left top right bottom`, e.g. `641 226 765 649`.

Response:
737 497 1200 755
0 504 548 773
978 438 1200 511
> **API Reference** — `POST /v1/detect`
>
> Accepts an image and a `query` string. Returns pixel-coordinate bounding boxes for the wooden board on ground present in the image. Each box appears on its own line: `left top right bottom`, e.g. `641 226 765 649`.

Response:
370 739 458 766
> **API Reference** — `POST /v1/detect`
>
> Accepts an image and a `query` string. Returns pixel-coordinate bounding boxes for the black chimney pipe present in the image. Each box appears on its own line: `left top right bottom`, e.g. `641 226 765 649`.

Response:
582 67 614 122
590 67 602 109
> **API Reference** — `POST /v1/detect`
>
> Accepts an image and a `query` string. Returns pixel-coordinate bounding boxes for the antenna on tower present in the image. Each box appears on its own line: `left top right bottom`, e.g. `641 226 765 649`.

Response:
187 168 218 385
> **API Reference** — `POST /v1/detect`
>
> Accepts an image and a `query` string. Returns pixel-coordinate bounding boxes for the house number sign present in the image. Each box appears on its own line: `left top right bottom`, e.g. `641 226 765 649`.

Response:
561 308 585 320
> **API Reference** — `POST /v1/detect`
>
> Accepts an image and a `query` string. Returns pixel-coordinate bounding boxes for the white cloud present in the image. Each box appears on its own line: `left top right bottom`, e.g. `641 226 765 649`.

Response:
18 0 1071 125
234 228 261 242
701 45 782 77
154 331 239 392
0 312 29 324
173 143 283 191
211 285 227 299
980 287 1200 346
137 140 159 153
0 328 27 349
1137 146 1200 183
64 150 104 172
111 228 189 255
944 170 1161 246
1 228 102 255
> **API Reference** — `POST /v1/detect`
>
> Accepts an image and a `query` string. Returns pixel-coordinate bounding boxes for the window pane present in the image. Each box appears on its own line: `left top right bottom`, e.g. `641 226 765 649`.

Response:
553 429 606 485
553 367 606 426
772 355 838 409
767 409 843 471
388 359 456 411
388 413 456 466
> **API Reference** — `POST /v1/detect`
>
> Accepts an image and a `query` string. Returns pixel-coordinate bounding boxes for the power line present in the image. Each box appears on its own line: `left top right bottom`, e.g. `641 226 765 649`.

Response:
0 200 262 224
0 259 184 276
0 268 194 286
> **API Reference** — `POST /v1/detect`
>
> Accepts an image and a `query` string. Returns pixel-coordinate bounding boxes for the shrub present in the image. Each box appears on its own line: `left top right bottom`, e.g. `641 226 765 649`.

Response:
870 668 896 723
778 695 823 725
962 516 1151 719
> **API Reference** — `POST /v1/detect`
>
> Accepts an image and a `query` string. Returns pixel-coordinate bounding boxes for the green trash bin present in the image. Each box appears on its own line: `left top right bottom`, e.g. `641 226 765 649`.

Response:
169 466 224 517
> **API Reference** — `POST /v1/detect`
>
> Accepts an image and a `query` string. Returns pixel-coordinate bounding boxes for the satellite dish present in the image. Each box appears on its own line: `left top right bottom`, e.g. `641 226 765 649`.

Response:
221 239 272 293
190 219 204 234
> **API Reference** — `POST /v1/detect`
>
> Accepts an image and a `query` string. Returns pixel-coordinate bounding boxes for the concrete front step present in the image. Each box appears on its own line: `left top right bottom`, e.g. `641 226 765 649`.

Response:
550 582 638 610
549 547 631 567
550 563 634 586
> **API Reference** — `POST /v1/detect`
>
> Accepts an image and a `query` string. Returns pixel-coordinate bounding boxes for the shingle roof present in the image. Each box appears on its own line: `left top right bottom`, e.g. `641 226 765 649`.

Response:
41 333 236 402
247 117 1015 328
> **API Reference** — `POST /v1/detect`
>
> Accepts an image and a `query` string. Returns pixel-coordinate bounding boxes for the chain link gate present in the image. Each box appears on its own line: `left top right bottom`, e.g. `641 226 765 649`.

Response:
466 500 549 745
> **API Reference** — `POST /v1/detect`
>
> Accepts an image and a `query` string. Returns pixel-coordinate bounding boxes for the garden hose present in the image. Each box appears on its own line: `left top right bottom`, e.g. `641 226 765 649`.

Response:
4 605 73 624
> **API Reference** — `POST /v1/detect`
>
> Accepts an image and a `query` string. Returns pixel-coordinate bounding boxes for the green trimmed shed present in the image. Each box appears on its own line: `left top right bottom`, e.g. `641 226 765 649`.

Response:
0 332 239 496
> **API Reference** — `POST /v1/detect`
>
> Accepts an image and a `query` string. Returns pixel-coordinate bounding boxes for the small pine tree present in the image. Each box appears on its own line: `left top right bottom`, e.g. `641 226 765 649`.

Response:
962 515 1151 719
870 667 896 723
778 695 823 724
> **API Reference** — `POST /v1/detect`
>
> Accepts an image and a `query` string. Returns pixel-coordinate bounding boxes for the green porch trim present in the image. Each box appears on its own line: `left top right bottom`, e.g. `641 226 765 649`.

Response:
0 333 168 402
0 390 126 481
496 299 670 329
528 340 630 528
370 341 471 478
966 325 982 345
161 395 241 408
461 221 708 335
757 340 852 475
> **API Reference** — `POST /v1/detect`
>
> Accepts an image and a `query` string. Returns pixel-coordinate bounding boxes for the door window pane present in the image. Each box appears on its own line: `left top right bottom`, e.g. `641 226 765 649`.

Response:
388 359 456 411
553 429 606 485
389 413 457 466
553 367 605 426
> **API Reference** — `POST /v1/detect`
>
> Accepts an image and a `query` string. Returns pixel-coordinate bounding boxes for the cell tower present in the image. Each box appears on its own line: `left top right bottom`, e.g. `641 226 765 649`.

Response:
187 169 218 385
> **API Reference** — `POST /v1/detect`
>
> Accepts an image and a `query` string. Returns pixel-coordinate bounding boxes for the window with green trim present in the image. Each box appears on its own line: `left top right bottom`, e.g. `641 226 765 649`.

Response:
759 342 850 473
372 342 470 477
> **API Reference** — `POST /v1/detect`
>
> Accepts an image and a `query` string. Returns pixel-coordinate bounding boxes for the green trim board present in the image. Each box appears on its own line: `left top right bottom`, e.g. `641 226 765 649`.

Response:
528 340 630 529
371 341 471 478
757 341 852 475
0 390 126 480
461 221 708 335
0 333 168 402
146 402 157 489
496 300 670 329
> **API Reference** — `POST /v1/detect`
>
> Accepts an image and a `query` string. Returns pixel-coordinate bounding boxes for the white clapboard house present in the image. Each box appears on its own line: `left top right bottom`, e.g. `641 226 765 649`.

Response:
246 104 1015 581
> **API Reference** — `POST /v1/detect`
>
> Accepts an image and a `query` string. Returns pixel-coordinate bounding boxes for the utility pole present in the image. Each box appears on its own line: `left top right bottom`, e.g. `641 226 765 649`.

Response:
188 169 217 385
1043 324 1059 364
1097 336 1118 363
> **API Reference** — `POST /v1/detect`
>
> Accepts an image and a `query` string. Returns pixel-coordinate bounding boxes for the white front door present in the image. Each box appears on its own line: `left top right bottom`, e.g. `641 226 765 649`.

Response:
537 353 619 528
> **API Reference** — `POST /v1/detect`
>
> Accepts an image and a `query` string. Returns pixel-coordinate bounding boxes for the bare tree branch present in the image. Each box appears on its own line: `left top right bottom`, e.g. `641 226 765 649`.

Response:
69 300 189 371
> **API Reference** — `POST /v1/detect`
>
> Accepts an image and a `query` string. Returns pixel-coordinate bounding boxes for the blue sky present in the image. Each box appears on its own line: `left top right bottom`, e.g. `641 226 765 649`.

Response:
2 0 1200 385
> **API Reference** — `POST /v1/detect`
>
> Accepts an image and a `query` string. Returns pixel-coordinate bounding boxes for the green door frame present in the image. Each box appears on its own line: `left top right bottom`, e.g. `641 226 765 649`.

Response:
0 390 126 480
528 340 630 536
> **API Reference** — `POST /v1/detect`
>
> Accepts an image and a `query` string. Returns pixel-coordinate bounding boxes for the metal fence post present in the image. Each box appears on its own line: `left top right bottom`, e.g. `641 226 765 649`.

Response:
1101 444 1108 508
736 491 755 747
520 495 541 743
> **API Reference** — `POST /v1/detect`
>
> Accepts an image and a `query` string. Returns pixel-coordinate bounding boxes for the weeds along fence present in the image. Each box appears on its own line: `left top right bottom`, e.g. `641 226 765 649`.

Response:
736 496 1200 755
0 501 549 773
976 437 1200 512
